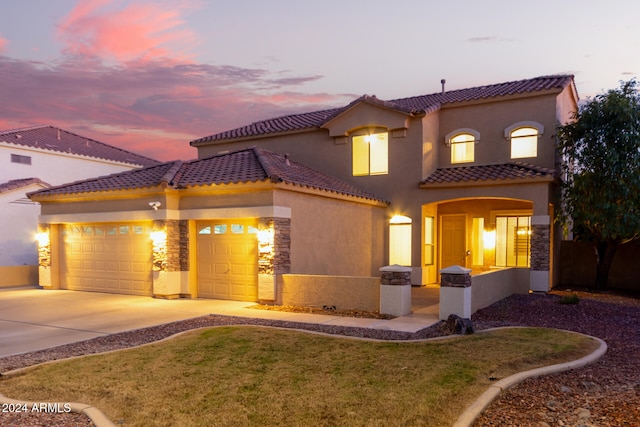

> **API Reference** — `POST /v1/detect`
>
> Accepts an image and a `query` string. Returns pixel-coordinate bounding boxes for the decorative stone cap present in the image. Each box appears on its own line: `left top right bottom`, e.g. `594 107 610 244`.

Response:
379 264 413 273
439 265 471 275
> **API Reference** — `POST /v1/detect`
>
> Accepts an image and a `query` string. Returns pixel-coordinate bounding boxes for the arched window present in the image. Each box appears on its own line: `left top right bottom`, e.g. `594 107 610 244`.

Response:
445 128 479 164
505 122 544 159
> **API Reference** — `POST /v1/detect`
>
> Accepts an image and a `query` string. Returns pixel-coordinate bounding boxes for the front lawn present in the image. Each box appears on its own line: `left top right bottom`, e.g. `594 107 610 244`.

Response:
0 327 598 427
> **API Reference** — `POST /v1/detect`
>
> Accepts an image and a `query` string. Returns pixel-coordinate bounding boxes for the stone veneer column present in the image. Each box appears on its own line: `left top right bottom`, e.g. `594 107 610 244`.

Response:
257 217 290 302
152 219 189 298
379 265 412 316
439 265 472 320
530 215 551 292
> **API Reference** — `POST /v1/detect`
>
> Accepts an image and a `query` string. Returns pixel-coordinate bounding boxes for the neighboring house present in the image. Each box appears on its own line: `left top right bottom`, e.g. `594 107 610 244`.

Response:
0 125 160 286
29 75 578 304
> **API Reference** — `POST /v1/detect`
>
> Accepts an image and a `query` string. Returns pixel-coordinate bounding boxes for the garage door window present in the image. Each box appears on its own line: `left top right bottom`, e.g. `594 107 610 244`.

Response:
214 224 227 234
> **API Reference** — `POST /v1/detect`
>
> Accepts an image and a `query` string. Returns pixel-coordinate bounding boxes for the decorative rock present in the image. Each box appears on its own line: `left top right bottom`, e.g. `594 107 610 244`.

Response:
442 314 474 335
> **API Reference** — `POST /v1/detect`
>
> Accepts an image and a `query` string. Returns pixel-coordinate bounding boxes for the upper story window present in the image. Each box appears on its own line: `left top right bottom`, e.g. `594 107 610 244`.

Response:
11 154 32 165
505 122 544 159
445 128 480 164
352 131 388 176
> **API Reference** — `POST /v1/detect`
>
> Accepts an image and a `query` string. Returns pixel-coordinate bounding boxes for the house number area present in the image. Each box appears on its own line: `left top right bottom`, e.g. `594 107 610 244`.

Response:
1 402 72 413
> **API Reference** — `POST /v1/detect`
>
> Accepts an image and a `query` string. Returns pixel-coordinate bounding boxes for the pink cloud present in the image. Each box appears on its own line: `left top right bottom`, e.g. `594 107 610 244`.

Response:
0 35 7 53
0 55 351 161
57 0 197 63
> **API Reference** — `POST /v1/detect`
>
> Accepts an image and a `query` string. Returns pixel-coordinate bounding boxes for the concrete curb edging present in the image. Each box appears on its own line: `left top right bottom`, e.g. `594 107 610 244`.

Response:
452 328 608 427
0 394 117 427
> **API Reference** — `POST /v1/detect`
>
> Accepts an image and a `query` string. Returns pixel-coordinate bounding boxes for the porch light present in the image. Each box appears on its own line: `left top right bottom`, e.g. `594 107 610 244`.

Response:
257 228 275 254
483 229 496 250
35 231 50 247
150 230 167 272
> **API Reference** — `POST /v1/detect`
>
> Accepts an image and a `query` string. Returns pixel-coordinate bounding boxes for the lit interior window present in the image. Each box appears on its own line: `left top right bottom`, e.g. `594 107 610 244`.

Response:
510 127 538 159
424 216 434 265
353 132 388 176
450 133 475 163
472 218 484 265
389 215 412 266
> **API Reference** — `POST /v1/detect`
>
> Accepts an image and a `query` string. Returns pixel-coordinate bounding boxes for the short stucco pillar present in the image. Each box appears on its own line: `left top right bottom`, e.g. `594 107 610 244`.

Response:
530 215 551 292
439 265 472 320
379 265 412 316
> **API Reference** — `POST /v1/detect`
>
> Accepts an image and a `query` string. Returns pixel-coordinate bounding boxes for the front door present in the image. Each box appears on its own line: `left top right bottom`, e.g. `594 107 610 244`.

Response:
441 215 466 269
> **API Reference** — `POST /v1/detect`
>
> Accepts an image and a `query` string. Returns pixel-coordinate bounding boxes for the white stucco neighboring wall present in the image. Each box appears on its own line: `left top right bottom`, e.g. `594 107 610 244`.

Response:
0 143 143 185
0 185 43 266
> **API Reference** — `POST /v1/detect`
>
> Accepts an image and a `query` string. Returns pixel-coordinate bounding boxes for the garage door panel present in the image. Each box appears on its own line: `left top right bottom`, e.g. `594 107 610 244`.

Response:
61 223 153 296
196 220 258 301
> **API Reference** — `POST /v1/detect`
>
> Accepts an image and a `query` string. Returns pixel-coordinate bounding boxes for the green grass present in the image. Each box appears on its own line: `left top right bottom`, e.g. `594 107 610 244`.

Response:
0 327 598 427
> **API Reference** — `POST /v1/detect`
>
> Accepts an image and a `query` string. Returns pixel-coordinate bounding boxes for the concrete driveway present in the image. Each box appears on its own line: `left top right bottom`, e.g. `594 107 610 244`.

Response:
0 287 251 358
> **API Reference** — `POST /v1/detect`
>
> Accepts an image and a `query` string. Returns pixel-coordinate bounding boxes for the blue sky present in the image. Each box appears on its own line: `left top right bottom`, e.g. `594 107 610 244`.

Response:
1 0 638 160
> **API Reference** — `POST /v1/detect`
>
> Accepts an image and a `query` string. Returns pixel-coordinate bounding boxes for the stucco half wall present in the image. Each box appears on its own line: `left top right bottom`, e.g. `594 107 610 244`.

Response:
281 274 380 312
0 265 38 288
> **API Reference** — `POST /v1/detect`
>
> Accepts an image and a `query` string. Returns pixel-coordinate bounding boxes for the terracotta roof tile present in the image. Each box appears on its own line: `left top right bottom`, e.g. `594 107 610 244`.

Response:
1 125 160 167
191 75 575 145
0 178 49 194
420 163 556 186
29 148 388 203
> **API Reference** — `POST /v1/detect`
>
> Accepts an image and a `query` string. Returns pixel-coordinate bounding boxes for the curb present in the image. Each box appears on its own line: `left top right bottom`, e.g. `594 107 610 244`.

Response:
0 394 117 427
452 328 608 427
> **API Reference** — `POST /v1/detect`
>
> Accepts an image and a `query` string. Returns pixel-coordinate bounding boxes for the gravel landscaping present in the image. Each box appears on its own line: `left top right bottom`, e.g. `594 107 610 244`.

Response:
1 289 638 426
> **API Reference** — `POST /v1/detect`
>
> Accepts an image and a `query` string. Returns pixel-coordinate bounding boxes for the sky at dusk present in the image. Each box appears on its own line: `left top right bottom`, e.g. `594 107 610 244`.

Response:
1 0 639 161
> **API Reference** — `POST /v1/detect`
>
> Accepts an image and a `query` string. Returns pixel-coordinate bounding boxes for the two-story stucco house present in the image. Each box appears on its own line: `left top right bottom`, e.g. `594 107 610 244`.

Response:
1 125 159 286
30 75 578 303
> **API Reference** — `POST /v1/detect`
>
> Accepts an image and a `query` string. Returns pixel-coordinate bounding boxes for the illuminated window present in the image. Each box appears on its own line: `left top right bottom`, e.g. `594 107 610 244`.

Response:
450 133 475 163
353 132 388 176
495 216 531 267
505 122 543 159
389 215 411 266
424 216 434 265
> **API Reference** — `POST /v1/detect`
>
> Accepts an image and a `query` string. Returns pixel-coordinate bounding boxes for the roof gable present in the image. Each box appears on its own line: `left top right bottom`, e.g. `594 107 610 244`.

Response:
0 178 49 195
191 75 576 145
29 148 387 204
0 125 160 167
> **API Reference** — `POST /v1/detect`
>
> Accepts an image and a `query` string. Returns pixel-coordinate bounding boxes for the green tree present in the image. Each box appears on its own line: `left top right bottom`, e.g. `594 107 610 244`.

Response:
557 80 640 290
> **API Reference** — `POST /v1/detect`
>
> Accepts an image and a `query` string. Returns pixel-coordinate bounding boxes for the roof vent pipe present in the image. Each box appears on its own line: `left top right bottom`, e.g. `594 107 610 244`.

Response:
57 128 61 140
441 79 446 93
284 153 291 166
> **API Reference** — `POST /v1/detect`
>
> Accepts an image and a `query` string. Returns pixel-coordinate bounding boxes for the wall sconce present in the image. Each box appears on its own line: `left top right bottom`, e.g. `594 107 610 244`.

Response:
150 230 167 271
257 228 275 254
35 230 51 267
149 201 161 211
483 229 496 250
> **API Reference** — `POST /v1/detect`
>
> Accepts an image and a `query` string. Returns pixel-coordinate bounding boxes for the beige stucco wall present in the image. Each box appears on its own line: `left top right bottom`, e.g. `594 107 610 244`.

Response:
470 268 530 313
281 274 380 312
0 265 38 287
273 189 385 277
438 93 561 169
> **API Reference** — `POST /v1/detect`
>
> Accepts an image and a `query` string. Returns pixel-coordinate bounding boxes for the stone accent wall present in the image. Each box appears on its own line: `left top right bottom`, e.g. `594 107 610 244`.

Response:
530 224 550 271
153 219 189 273
380 270 411 286
37 224 51 268
257 217 291 276
440 272 472 288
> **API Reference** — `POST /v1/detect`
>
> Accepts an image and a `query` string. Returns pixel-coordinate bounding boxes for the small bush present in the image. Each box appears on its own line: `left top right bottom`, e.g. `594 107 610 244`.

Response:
559 294 580 305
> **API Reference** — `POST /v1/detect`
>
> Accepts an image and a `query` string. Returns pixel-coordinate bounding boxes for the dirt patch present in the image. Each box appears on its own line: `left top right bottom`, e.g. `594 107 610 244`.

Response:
249 304 395 319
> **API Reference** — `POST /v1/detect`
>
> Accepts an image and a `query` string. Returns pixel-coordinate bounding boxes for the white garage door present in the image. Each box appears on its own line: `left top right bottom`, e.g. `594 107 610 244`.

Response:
196 220 258 301
60 223 153 296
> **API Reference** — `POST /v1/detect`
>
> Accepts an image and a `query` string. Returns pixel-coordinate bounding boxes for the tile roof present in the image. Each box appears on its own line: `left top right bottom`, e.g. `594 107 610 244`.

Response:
420 163 556 186
191 75 575 145
29 147 388 204
0 178 49 195
0 125 160 167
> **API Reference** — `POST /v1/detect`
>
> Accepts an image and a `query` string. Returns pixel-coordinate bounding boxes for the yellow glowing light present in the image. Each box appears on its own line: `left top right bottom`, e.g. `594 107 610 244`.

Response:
150 230 167 246
483 230 496 250
35 232 50 247
257 228 275 254
389 215 412 224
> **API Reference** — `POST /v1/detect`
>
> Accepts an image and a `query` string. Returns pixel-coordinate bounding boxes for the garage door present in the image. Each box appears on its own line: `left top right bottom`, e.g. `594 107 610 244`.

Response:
196 220 258 301
60 223 153 296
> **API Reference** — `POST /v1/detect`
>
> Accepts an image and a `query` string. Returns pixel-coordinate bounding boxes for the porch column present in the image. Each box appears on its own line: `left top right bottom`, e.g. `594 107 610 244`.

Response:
530 215 551 292
152 219 189 298
379 265 412 316
257 217 290 303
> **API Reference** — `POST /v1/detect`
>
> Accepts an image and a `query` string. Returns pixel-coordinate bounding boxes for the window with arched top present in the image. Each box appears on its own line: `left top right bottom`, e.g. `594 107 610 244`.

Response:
445 128 479 164
505 122 544 159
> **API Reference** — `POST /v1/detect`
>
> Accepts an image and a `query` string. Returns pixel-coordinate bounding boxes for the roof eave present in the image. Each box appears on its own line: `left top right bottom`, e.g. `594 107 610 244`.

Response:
419 175 555 189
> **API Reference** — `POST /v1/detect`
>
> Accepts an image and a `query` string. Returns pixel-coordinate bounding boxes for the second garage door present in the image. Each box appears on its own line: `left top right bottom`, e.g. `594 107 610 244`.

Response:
60 223 153 296
196 220 258 301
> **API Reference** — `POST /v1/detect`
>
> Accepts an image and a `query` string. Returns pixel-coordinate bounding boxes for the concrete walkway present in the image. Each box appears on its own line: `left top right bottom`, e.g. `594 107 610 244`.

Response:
0 287 440 358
